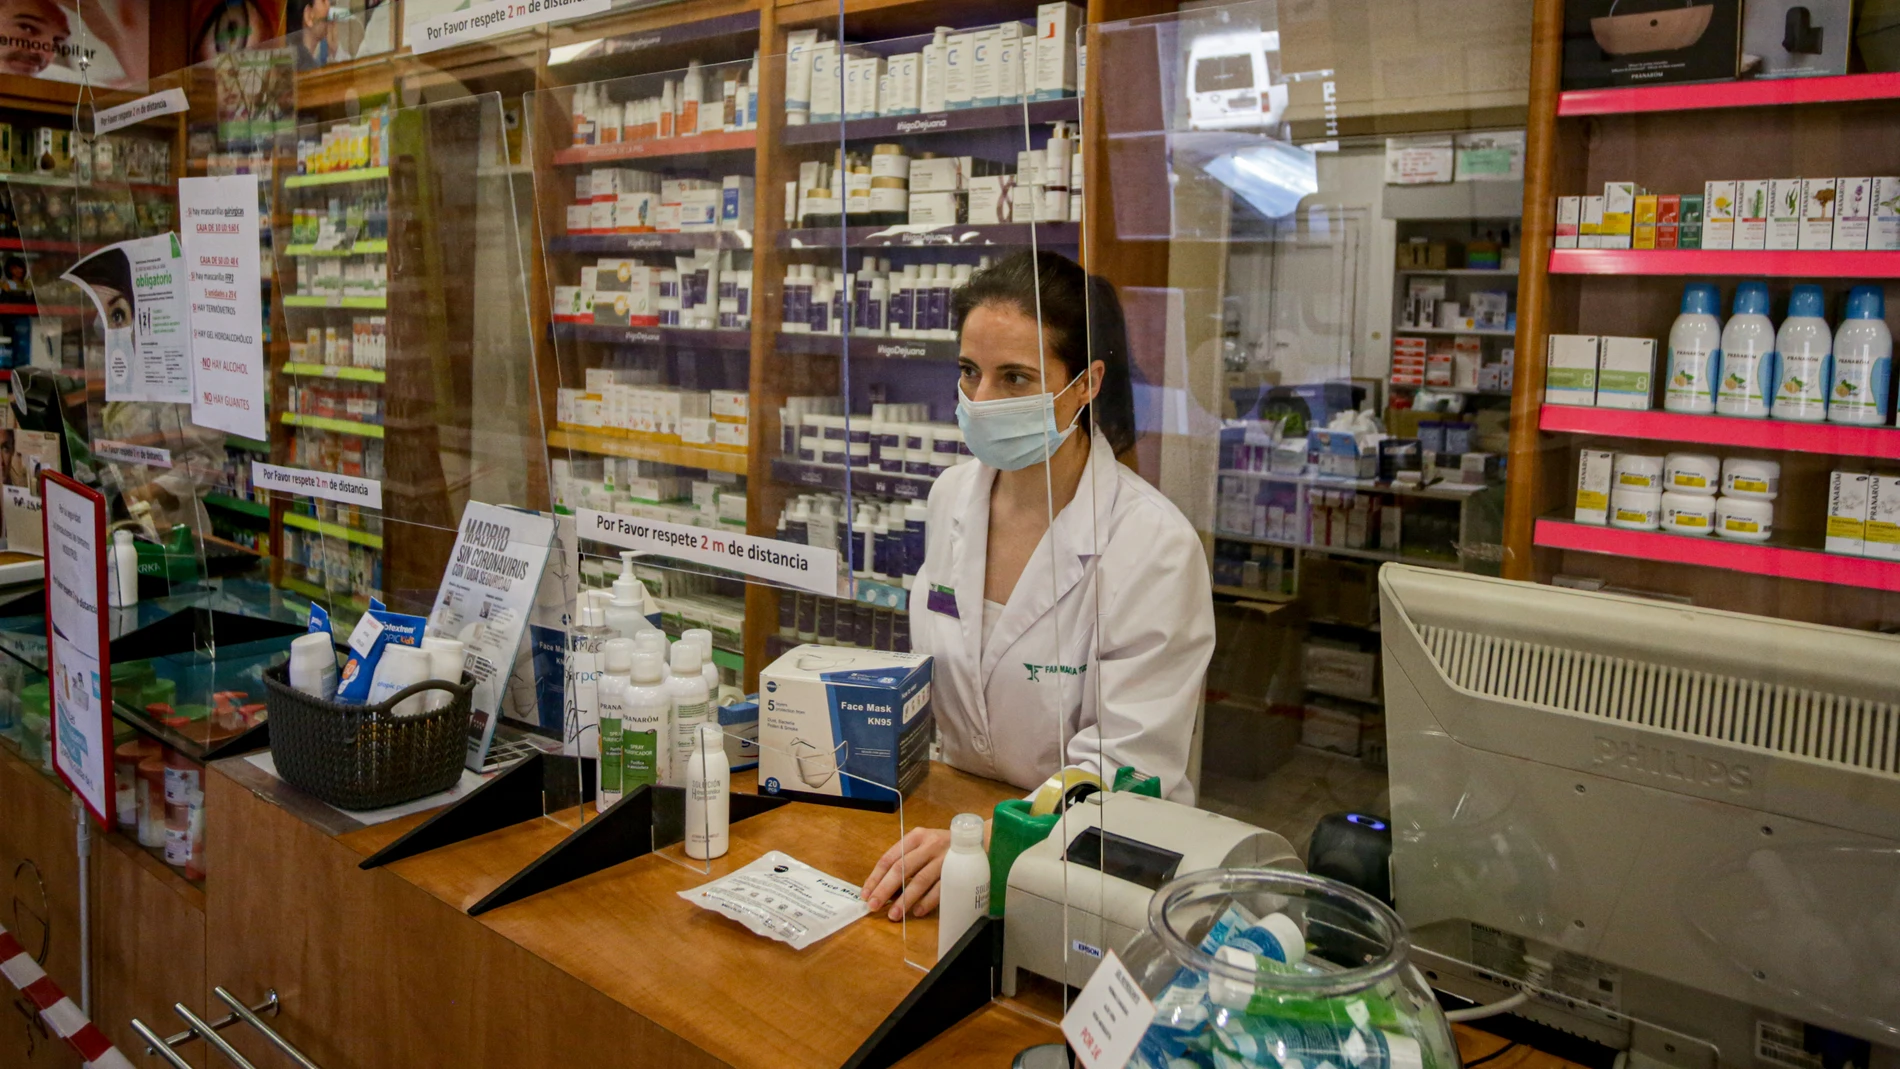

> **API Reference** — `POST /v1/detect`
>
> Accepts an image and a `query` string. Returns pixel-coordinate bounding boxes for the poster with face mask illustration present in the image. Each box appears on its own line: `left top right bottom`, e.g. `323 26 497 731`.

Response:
60 234 191 404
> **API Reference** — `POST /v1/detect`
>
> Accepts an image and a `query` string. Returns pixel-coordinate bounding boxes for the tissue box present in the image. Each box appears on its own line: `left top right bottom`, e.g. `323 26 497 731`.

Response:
758 644 934 810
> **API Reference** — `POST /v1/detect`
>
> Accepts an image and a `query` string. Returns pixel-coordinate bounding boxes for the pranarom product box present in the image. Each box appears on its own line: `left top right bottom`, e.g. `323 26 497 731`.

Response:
1871 177 1900 251
1554 196 1581 248
1826 471 1872 555
1833 177 1874 250
758 644 933 810
1560 0 1741 89
1799 178 1836 250
1867 475 1900 562
1736 179 1771 249
1597 336 1657 410
1545 334 1600 406
1701 181 1736 249
1767 178 1804 250
1576 449 1615 525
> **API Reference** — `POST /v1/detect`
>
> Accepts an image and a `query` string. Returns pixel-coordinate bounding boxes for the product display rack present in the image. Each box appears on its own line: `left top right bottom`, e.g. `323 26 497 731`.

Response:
1506 3 1900 629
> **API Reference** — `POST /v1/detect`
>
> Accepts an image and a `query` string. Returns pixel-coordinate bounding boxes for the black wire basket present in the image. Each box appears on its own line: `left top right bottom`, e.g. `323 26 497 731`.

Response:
263 659 473 811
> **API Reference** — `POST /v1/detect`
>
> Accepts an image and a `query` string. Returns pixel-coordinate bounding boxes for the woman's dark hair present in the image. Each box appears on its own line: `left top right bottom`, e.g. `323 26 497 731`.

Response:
952 250 1137 455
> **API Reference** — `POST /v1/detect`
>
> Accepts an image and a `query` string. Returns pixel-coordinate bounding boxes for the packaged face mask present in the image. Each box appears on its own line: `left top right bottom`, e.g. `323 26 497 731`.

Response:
677 851 868 950
307 601 332 635
336 607 428 703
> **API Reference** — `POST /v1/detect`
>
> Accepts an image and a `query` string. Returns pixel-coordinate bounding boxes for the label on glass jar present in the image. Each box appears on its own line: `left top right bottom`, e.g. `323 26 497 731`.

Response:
1725 517 1762 533
1614 507 1653 524
1731 477 1770 494
164 766 200 806
1617 472 1658 488
1671 472 1709 489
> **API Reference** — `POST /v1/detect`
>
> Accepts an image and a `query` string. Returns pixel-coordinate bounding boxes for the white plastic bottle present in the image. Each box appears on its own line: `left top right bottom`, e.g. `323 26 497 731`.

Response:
1830 285 1893 426
622 649 672 790
606 550 661 642
668 642 712 785
567 592 613 759
420 636 465 712
1716 281 1776 419
288 632 338 701
596 638 633 812
681 60 703 135
685 721 730 860
1663 282 1722 415
368 644 430 717
107 529 139 608
936 812 990 957
1772 284 1831 422
682 627 720 700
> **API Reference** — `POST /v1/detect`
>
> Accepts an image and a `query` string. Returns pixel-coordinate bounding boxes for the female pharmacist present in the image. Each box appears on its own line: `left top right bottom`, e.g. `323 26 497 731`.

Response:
860 251 1215 921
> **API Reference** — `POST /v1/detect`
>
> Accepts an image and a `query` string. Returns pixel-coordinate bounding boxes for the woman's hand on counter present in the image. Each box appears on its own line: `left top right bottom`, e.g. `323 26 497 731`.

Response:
861 826 953 921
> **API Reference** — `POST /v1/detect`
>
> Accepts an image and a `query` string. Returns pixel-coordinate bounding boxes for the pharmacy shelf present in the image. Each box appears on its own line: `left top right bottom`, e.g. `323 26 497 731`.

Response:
548 426 747 475
280 412 384 438
1392 325 1514 337
281 511 384 549
550 322 752 350
1396 268 1518 277
1211 530 1464 569
549 231 752 253
770 457 934 502
1548 249 1900 278
283 167 390 188
779 97 1081 145
283 295 388 309
774 333 958 361
1218 469 1491 503
1540 405 1900 460
1211 584 1297 603
205 493 269 519
280 575 369 613
551 130 756 166
281 362 386 383
1557 73 1900 117
779 222 1080 249
281 240 388 256
1534 517 1900 593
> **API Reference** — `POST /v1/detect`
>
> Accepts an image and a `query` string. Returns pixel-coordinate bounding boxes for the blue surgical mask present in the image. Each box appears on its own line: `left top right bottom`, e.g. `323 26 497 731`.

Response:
955 372 1086 471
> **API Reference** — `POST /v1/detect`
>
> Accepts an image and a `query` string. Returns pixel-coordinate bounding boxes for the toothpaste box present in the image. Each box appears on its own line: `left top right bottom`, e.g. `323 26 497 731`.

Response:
1827 471 1872 555
1701 181 1736 249
759 645 933 810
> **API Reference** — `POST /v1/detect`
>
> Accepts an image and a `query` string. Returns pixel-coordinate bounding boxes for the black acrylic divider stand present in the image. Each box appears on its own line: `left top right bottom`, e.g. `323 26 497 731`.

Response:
358 751 562 871
843 915 1007 1069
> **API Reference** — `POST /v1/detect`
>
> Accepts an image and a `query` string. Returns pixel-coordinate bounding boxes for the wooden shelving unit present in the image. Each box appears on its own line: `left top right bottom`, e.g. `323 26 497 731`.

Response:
1504 5 1900 630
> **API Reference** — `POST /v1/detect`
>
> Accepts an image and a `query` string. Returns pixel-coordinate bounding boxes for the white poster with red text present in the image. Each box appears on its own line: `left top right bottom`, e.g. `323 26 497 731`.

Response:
180 175 267 440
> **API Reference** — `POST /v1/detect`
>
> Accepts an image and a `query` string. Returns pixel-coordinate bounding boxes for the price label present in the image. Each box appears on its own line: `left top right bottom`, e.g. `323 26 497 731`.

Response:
1061 950 1155 1069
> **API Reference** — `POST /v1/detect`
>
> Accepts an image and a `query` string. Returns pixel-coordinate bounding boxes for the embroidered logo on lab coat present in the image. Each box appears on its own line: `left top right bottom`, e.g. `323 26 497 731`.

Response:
1024 663 1087 683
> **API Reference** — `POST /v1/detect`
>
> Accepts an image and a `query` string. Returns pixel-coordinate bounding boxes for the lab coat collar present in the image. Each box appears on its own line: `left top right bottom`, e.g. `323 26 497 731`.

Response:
978 429 1122 689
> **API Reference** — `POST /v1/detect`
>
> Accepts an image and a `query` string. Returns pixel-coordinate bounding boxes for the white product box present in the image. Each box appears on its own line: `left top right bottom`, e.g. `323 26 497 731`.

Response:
1554 196 1580 249
1828 471 1872 555
846 55 885 120
553 285 584 323
1576 449 1614 525
1301 705 1362 756
1767 178 1804 250
720 176 754 230
1580 196 1605 249
1600 181 1636 249
883 53 920 116
809 42 843 124
709 389 748 420
589 199 618 233
1596 336 1657 410
1545 334 1599 406
679 418 715 446
971 27 1001 107
1034 3 1082 100
1799 177 1837 250
713 420 749 449
944 33 975 109
615 192 655 231
566 203 592 234
907 190 962 226
785 29 820 116
967 174 1008 224
996 31 1024 104
1833 177 1873 250
1735 179 1770 249
909 155 970 192
1702 180 1737 249
1872 177 1900 251
1868 475 1900 561
758 644 934 809
679 188 721 231
1302 643 1377 701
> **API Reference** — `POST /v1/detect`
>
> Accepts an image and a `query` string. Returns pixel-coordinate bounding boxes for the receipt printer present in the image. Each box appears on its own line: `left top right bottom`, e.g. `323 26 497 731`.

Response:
1000 791 1300 994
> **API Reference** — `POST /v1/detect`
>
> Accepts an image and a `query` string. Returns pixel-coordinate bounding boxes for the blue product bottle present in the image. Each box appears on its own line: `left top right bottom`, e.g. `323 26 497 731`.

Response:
1716 281 1776 419
1663 282 1722 414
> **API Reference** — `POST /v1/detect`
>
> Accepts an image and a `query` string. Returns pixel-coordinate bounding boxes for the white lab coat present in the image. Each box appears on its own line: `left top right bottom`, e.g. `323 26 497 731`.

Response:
909 429 1215 803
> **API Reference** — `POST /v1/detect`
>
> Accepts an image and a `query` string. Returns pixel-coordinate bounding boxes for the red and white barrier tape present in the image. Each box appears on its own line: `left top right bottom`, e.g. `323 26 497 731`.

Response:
0 920 134 1069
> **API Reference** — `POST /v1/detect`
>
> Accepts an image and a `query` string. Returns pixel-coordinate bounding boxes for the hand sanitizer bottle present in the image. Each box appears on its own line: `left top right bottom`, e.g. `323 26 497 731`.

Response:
685 722 730 859
936 812 990 956
668 642 711 785
1716 281 1776 419
1663 282 1721 415
623 649 671 790
606 550 660 641
596 638 633 812
1772 284 1831 422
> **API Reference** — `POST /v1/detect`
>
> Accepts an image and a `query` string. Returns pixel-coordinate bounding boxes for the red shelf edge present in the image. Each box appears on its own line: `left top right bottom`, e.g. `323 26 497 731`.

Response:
1534 518 1900 593
551 131 758 165
1557 72 1900 116
1549 248 1900 278
1539 405 1900 460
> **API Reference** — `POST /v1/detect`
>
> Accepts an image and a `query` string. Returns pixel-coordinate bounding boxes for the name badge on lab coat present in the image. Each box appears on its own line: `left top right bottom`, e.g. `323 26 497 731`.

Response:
926 584 959 618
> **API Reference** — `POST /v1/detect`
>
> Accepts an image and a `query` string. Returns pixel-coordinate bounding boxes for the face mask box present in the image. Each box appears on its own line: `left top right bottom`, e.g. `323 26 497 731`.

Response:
1545 334 1599 406
758 644 934 810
